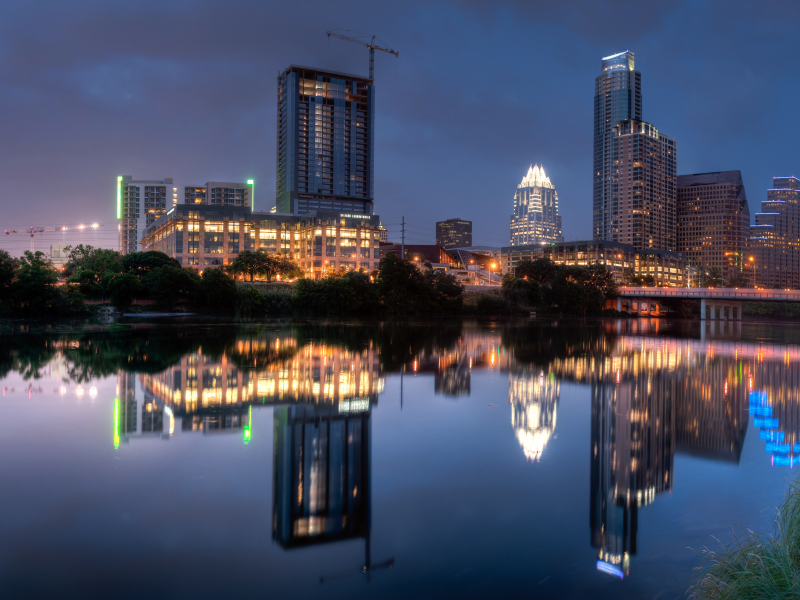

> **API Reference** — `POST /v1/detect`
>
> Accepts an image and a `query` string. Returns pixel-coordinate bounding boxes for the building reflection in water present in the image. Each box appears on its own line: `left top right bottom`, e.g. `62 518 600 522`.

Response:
273 401 371 551
509 368 559 462
113 336 385 445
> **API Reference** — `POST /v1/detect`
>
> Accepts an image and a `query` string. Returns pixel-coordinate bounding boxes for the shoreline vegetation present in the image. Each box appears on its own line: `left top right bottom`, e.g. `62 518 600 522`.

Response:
690 478 800 599
0 246 797 320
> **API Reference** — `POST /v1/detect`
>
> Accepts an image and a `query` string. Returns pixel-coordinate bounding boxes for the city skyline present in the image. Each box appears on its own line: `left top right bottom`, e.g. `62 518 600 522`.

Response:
3 1 800 256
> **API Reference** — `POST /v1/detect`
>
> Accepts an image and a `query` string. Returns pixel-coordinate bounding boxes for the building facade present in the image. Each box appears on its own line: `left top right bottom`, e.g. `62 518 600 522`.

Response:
117 176 252 255
510 164 562 246
749 176 800 289
276 65 375 216
611 119 677 251
502 240 686 286
436 218 473 249
140 204 382 278
593 51 642 242
677 171 750 286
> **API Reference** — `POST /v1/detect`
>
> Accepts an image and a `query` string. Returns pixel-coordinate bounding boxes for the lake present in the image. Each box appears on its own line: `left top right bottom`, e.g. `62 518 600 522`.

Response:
0 317 797 599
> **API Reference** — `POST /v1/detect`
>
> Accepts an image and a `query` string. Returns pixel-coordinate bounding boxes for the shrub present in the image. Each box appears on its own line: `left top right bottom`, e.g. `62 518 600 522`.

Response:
689 476 800 599
236 285 266 319
199 268 237 315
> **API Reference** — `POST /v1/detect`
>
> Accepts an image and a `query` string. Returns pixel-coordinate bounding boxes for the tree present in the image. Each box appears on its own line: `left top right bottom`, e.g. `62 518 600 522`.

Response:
516 258 558 284
63 244 122 280
0 249 17 304
582 262 618 298
6 251 66 317
375 253 427 313
122 251 181 280
423 267 464 311
726 271 749 288
228 250 272 282
106 272 142 312
144 266 200 310
199 268 237 315
704 267 723 288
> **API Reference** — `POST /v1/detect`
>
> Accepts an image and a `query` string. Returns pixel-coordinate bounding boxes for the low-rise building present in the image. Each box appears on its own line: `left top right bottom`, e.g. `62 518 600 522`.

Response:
117 176 253 255
140 204 382 279
502 240 686 287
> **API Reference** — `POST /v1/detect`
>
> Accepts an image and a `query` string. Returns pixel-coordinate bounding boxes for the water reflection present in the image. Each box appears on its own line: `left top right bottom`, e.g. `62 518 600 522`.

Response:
7 319 800 591
509 368 559 462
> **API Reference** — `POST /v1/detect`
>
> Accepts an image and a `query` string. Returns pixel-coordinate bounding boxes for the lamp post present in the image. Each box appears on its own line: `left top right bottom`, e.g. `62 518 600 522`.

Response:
749 256 756 289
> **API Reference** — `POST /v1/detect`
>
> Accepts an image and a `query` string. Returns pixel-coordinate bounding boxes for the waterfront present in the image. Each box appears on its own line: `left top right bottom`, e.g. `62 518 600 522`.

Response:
1 318 798 599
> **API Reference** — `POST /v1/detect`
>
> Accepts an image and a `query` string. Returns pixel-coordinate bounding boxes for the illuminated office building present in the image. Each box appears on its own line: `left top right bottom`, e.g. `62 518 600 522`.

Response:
611 120 676 251
436 218 473 249
510 164 562 246
117 175 252 255
593 51 677 252
593 51 641 242
749 176 800 289
677 171 750 285
276 65 375 216
141 204 382 275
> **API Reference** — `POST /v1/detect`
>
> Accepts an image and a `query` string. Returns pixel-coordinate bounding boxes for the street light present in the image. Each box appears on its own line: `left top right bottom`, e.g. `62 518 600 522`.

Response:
749 256 756 288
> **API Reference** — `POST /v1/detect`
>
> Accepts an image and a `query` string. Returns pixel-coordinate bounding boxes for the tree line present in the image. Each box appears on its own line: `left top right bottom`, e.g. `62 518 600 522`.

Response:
0 246 466 318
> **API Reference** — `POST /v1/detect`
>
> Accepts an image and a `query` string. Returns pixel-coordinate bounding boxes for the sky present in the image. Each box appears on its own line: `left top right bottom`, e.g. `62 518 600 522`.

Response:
1 0 800 255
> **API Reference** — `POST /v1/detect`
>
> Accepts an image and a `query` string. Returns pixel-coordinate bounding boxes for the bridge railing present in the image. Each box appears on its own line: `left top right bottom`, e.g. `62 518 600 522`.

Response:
617 287 800 302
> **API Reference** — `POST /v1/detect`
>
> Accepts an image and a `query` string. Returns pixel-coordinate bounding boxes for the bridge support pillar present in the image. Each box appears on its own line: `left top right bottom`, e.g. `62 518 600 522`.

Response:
617 297 622 312
701 298 707 320
710 302 716 320
721 304 728 321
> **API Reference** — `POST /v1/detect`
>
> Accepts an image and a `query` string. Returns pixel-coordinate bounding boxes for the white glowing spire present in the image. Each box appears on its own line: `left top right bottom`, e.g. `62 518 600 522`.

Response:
519 164 553 189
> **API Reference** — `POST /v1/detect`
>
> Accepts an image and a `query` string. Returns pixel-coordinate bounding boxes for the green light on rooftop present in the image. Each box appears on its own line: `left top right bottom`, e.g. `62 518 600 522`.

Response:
116 177 122 220
247 179 255 211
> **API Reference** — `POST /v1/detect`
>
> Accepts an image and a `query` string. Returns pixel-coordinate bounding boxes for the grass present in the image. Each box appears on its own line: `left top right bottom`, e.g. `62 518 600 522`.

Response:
689 477 800 599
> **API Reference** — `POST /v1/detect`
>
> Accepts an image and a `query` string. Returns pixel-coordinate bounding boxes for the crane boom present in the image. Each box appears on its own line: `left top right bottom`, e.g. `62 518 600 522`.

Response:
5 223 105 253
326 30 398 79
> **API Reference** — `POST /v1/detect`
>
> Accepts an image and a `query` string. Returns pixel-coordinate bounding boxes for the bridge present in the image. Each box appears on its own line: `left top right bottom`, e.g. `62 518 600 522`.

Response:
615 287 800 320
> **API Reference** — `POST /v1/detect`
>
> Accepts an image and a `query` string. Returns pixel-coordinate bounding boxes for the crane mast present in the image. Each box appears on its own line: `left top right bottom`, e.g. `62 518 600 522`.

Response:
326 30 399 79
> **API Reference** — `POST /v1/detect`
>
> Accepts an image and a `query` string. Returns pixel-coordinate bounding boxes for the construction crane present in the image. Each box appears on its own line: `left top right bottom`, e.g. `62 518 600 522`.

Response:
326 29 398 79
5 223 104 253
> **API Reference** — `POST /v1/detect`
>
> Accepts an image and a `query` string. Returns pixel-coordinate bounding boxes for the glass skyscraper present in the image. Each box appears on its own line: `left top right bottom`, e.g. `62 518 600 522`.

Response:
510 164 562 246
276 65 375 216
593 51 642 242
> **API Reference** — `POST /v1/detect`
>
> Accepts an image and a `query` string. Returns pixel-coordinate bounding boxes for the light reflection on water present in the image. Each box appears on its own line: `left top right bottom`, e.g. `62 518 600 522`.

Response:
0 318 798 598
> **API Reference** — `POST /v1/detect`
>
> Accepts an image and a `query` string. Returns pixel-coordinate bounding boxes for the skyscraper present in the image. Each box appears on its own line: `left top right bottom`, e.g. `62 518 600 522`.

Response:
510 164 562 246
677 171 750 285
276 65 375 216
749 176 800 289
611 120 677 251
436 218 472 249
593 51 641 242
593 52 677 251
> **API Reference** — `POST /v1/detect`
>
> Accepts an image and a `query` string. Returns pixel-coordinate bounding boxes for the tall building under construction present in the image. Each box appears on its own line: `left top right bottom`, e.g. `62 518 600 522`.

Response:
276 65 375 216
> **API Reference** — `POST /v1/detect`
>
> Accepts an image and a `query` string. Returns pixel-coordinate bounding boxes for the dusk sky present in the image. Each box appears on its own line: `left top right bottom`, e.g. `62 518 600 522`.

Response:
2 0 799 255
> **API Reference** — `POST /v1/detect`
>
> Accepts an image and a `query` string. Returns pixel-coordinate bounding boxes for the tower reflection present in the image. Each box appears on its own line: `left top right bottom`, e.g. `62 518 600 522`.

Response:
273 402 372 549
509 368 559 462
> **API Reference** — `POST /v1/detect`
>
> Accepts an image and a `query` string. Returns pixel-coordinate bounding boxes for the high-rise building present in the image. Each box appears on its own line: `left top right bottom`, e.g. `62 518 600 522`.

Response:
510 165 562 246
749 176 800 289
276 65 375 216
117 176 252 254
436 218 472 249
593 51 641 242
677 171 750 285
117 176 172 255
592 52 677 251
610 120 676 251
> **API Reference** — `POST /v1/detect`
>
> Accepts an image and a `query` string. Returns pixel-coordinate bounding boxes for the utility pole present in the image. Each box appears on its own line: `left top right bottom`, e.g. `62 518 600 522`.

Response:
401 216 405 259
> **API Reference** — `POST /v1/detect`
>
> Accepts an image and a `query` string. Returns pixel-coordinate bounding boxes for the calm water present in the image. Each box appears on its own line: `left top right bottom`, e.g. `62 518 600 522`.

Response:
1 318 799 599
